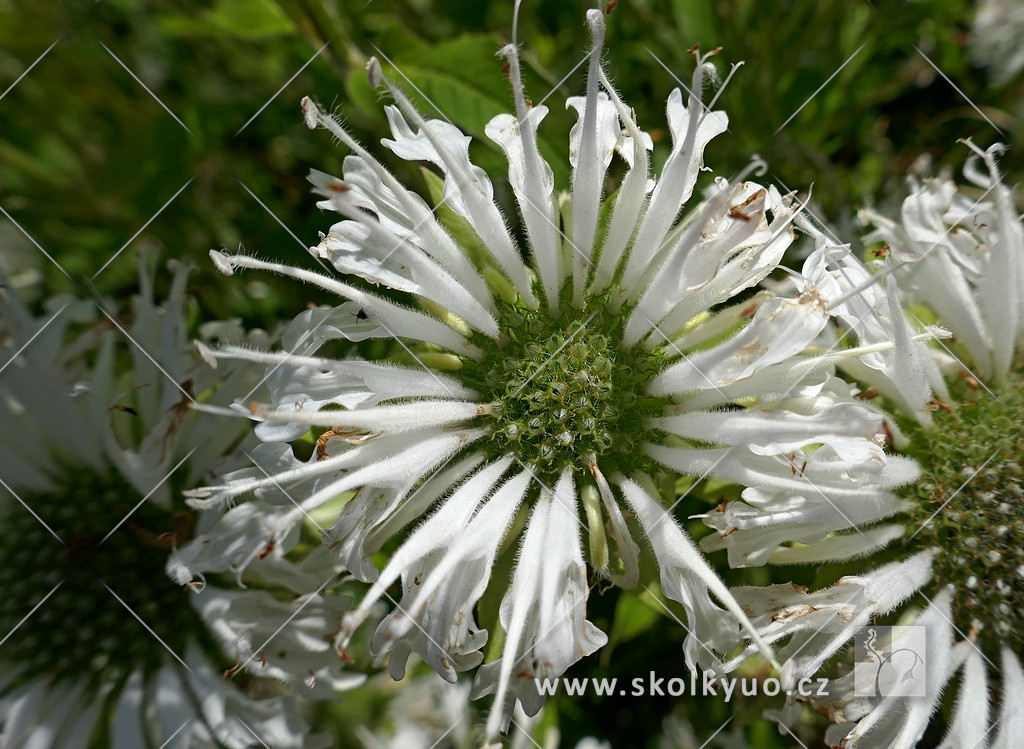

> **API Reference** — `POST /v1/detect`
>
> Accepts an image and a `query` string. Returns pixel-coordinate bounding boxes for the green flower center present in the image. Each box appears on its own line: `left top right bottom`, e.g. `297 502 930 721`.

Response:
0 468 204 688
461 294 669 485
901 372 1024 657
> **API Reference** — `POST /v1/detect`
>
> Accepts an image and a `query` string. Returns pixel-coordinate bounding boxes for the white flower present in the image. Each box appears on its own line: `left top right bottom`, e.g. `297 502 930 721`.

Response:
726 143 1024 747
693 242 931 570
189 8 922 739
861 140 1024 387
725 551 934 682
0 261 345 749
355 666 608 749
781 587 1024 749
970 0 1024 86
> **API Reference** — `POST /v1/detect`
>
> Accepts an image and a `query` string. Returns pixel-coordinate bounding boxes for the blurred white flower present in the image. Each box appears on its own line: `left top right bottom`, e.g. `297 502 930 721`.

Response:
356 666 608 749
0 260 348 749
971 0 1024 86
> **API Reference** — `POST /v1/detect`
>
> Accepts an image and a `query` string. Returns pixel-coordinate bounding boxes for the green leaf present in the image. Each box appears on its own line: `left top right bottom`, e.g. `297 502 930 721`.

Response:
160 0 295 39
342 30 572 188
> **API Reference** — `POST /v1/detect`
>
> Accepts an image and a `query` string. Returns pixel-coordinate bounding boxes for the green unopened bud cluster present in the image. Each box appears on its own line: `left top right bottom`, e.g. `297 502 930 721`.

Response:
902 374 1024 656
462 292 669 484
0 468 203 687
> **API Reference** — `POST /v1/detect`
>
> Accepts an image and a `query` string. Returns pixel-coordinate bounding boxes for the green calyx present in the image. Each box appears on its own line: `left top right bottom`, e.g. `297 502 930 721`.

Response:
461 290 669 485
901 371 1024 656
0 467 203 689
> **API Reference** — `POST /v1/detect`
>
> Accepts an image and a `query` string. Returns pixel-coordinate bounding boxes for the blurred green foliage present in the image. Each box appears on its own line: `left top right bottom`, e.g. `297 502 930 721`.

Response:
3 0 1023 746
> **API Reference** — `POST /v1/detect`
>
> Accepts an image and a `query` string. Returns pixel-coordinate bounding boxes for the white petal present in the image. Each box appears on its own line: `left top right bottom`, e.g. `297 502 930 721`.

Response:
375 469 532 680
313 216 498 337
209 252 481 357
301 100 493 304
476 471 606 739
993 650 1024 749
620 79 729 291
589 69 653 294
381 102 534 304
339 456 514 653
938 647 988 749
486 107 561 311
617 475 778 672
323 454 483 582
648 294 829 395
112 671 148 749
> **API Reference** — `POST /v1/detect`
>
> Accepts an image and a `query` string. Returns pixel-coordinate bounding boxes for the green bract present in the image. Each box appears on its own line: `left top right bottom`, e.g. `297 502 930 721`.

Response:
902 374 1024 655
0 468 202 686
